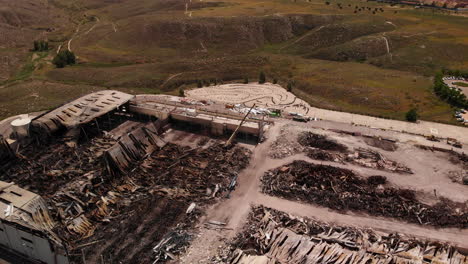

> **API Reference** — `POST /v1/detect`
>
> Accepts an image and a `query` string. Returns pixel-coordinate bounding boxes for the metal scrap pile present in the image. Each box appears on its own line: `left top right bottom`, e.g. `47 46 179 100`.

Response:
261 160 467 228
225 206 467 264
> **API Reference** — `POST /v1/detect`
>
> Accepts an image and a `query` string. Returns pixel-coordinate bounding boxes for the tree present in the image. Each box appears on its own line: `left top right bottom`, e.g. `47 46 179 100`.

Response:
287 82 293 92
179 88 185 97
52 55 66 68
63 50 76 64
33 40 49 51
53 50 76 68
243 77 249 84
259 71 266 84
405 108 418 122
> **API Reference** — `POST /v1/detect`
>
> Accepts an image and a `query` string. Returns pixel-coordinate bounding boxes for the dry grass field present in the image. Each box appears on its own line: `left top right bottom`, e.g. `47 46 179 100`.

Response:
0 0 467 122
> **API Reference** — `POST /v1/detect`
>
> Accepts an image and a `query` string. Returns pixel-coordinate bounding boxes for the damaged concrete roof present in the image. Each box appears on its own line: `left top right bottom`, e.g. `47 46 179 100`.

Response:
32 90 134 133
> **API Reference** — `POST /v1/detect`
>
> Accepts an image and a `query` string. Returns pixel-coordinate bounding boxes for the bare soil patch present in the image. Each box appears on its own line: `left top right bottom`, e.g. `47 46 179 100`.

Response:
363 136 398 151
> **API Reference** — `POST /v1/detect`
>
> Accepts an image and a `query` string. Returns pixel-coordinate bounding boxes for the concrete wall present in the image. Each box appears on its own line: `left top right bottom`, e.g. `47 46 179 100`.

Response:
129 105 171 120
0 221 68 264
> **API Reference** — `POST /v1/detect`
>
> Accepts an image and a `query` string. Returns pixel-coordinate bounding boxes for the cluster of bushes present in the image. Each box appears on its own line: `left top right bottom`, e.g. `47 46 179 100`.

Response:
434 72 468 109
33 40 49 52
53 50 76 68
324 2 385 14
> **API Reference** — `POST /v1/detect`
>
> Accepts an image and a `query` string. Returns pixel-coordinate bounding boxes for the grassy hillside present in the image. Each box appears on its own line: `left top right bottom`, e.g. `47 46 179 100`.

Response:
0 0 466 123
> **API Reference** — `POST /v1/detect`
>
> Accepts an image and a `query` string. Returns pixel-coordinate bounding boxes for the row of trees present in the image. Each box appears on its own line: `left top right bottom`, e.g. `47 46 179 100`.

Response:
33 40 49 52
441 68 468 79
434 72 468 109
196 78 222 88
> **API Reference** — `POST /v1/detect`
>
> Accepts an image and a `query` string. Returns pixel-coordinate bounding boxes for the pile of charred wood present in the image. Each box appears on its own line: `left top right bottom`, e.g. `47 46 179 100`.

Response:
299 132 411 174
298 131 348 152
261 160 467 228
0 136 116 196
226 206 467 264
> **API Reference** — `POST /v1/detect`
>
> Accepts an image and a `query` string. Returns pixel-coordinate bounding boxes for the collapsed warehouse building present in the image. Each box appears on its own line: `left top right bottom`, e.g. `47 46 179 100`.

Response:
0 90 260 263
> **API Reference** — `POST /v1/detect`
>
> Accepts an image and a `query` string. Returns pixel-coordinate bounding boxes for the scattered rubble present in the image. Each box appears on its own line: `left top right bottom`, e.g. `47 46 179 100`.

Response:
304 142 411 174
261 160 467 228
268 124 304 159
222 206 468 264
270 130 410 173
346 147 412 173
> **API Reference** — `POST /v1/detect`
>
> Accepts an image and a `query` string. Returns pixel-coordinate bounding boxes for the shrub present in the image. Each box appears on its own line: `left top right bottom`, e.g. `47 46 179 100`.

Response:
53 50 76 68
405 108 418 122
287 82 293 92
259 71 266 84
243 77 249 84
33 40 49 52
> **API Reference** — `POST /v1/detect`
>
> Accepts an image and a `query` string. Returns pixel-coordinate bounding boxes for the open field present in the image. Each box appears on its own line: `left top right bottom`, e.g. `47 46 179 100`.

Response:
0 0 467 124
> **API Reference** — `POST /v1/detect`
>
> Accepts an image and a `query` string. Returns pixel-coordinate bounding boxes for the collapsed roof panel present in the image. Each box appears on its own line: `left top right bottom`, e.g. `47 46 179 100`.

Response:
104 121 167 176
0 181 55 232
32 90 134 134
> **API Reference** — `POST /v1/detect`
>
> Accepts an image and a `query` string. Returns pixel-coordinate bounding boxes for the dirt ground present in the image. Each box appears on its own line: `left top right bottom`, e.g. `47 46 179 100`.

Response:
179 118 468 263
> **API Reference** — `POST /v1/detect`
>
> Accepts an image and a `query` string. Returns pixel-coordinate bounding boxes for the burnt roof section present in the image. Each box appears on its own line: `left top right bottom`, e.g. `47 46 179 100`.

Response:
32 90 134 134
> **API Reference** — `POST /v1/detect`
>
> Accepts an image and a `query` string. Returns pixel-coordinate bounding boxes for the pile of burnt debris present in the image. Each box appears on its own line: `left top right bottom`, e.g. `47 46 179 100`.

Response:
328 129 399 152
261 160 467 228
0 117 251 263
222 206 467 264
298 131 348 152
298 132 411 173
